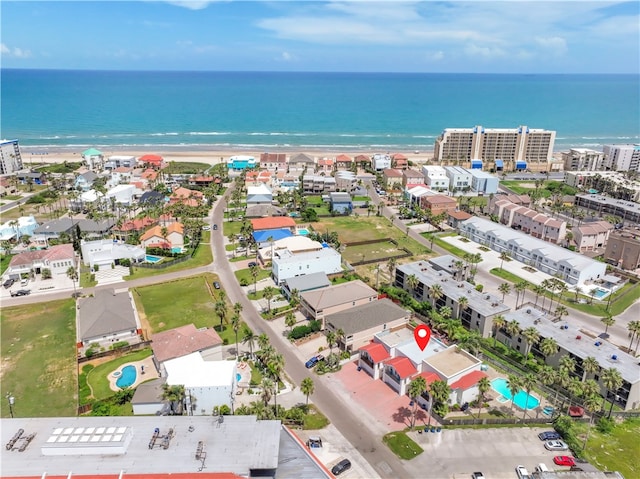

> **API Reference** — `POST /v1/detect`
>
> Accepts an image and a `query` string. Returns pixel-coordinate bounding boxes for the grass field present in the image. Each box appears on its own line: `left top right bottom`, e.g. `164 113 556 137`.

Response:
126 237 212 280
235 266 272 285
343 240 408 264
162 161 211 174
1 254 12 275
383 431 424 459
1 299 78 417
85 349 153 401
582 418 639 479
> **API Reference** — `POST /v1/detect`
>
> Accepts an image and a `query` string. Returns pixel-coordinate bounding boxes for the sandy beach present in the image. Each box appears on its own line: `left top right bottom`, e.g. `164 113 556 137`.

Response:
19 146 436 167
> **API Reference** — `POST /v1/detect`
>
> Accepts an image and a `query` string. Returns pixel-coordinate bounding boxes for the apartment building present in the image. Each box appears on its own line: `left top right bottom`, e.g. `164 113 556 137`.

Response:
421 194 458 216
444 166 473 191
469 170 499 195
402 169 425 188
565 172 640 202
604 230 640 270
0 139 23 175
299 280 378 327
260 152 287 170
433 125 556 170
573 221 614 252
302 175 336 194
421 165 450 191
602 144 640 172
491 199 566 244
575 193 640 224
562 148 604 171
372 153 392 171
459 216 606 285
382 168 404 190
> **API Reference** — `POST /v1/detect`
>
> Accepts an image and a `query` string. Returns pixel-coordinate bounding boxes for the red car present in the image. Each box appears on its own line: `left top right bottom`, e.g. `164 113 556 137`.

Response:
554 456 576 467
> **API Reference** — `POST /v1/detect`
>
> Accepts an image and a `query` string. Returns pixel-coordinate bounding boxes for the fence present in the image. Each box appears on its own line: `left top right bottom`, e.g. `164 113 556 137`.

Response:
77 341 152 364
346 237 414 267
134 254 190 269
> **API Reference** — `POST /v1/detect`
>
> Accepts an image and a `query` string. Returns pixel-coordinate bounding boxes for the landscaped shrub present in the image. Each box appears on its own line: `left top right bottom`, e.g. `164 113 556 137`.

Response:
118 258 131 267
596 417 615 434
85 348 96 358
288 320 321 340
41 268 52 279
475 284 484 292
109 341 129 350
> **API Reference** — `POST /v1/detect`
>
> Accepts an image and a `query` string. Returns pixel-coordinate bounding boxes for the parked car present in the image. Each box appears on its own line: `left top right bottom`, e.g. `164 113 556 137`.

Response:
471 472 486 479
544 440 569 451
20 278 29 286
538 431 561 441
331 459 351 476
3 278 15 289
554 456 576 467
10 289 31 297
248 261 257 268
213 224 218 230
202 225 211 231
305 354 324 369
515 465 529 479
213 281 221 289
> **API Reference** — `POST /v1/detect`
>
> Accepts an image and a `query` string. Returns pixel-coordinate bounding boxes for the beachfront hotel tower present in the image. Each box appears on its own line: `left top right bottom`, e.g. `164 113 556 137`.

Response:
0 139 23 175
433 125 556 172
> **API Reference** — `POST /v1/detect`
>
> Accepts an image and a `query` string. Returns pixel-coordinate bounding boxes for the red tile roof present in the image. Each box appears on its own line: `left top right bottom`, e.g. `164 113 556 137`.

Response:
448 210 473 220
354 154 370 162
449 370 488 390
141 169 158 180
335 154 352 162
152 324 222 363
392 153 408 160
9 244 74 268
425 195 457 205
116 217 156 232
383 168 403 177
359 342 390 362
138 154 164 163
384 356 417 379
260 153 287 163
140 222 184 242
251 216 296 231
4 474 245 479
413 371 441 385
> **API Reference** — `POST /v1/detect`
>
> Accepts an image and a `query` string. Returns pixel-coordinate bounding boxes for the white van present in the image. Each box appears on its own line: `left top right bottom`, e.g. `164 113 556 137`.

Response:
535 463 550 472
20 278 28 287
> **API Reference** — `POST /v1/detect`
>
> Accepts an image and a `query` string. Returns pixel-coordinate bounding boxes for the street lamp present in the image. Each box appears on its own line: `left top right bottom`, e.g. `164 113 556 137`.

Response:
6 392 15 418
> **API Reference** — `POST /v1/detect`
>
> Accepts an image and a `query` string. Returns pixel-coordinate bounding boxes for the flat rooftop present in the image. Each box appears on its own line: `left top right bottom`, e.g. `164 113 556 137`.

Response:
425 347 481 379
1 416 280 476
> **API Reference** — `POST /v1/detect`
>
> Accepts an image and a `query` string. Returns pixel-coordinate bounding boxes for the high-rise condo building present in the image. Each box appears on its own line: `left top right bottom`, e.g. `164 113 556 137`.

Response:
562 148 605 171
433 125 555 172
0 139 23 175
602 144 640 172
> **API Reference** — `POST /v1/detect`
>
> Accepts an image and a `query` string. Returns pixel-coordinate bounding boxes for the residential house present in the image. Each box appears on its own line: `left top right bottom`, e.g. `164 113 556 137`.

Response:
245 170 273 187
32 218 115 243
227 155 257 170
138 190 165 207
402 169 425 189
151 323 223 376
260 153 287 171
137 154 166 170
492 200 567 244
246 204 286 218
354 154 371 170
281 272 330 300
302 175 336 194
335 171 357 192
329 192 352 214
104 155 136 169
289 153 315 171
299 280 378 327
604 230 640 270
0 176 18 196
335 154 353 171
488 193 531 210
107 166 133 188
251 216 296 244
382 169 404 190
258 235 324 263
247 184 274 205
422 165 450 192
81 147 104 171
469 170 499 195
405 185 433 208
325 299 410 352
188 175 219 188
272 246 342 286
573 221 613 252
140 169 159 188
69 189 104 212
164 353 237 416
0 215 38 242
80 239 145 269
169 186 204 207
391 153 409 170
140 222 185 250
74 171 99 191
421 195 457 216
16 171 47 186
372 154 392 171
77 288 140 347
444 166 473 192
5 244 76 279
447 210 473 229
317 158 334 174
459 216 607 285
106 184 139 206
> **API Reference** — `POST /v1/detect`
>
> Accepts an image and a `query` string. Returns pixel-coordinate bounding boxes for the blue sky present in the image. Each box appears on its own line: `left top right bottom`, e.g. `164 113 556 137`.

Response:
1 1 638 73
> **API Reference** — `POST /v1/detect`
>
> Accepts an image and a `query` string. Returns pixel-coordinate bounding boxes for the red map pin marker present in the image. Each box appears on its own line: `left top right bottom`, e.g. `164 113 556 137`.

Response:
414 325 431 351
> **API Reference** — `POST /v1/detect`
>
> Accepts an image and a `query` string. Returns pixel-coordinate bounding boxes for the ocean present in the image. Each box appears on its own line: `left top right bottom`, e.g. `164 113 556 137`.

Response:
1 69 638 152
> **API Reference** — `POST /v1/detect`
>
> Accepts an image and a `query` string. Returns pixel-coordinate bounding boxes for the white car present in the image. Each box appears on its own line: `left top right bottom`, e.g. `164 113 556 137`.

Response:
516 465 529 479
544 440 569 451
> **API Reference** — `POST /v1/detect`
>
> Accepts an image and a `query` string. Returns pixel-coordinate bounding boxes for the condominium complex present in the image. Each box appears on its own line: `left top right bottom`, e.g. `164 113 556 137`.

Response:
0 139 23 175
562 148 604 171
565 172 640 202
433 125 556 170
602 144 640 172
491 199 566 244
575 193 640 224
604 230 640 270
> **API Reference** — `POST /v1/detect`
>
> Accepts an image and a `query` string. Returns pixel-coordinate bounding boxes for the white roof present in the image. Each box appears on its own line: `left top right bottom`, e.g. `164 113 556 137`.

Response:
406 185 432 197
259 235 323 258
80 189 104 202
107 184 136 195
248 184 273 196
165 353 236 388
274 246 341 266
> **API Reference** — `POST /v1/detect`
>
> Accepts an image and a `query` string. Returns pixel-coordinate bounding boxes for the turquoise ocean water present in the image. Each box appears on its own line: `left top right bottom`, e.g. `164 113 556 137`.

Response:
1 69 638 152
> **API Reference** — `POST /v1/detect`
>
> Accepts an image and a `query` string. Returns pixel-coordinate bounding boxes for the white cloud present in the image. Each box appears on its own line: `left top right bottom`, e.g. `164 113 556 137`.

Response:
426 50 444 61
464 43 506 59
280 51 293 61
164 1 215 10
535 36 568 56
0 43 32 58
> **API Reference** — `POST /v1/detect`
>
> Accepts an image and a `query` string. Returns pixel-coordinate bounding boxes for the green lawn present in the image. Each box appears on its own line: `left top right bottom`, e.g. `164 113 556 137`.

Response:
222 220 244 236
132 274 221 333
343 241 409 263
85 349 153 400
1 299 78 417
1 254 13 275
125 240 213 280
582 418 639 478
423 233 468 258
383 431 424 459
162 161 211 174
303 405 330 429
37 162 83 174
235 266 272 285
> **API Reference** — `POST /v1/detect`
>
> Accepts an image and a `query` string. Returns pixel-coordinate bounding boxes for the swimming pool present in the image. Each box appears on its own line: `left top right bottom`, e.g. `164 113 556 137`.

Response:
171 247 183 254
592 288 609 300
236 373 242 382
145 254 163 263
491 378 540 410
297 228 309 236
115 365 137 388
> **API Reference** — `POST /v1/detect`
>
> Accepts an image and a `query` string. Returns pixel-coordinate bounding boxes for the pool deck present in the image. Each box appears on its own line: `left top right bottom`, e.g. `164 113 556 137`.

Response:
108 357 159 392
236 361 252 389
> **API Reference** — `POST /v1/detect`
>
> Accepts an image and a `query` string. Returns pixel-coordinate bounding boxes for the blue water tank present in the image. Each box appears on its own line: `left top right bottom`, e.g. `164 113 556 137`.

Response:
612 355 618 361
595 341 601 347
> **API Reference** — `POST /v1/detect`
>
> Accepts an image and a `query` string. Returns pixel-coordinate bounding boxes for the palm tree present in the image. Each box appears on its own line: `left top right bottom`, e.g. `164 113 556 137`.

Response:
289 288 300 310
498 282 511 302
386 257 397 285
67 266 78 297
406 274 419 295
429 284 443 308
476 376 491 419
428 380 451 418
215 298 227 330
538 366 556 392
601 367 623 418
335 328 346 351
567 376 583 409
539 337 559 359
582 394 602 451
499 251 510 270
162 384 186 415
522 327 540 359
554 305 568 321
627 320 640 353
257 333 270 352
506 375 521 414
573 285 583 303
262 285 276 313
533 284 546 308
230 314 241 359
325 330 337 354
456 330 482 356
600 314 615 336
233 301 243 317
456 296 468 319
581 379 600 402
559 355 577 377
285 311 297 333
506 320 521 342
242 328 257 359
520 374 537 418
539 279 552 312
514 281 527 309
260 378 274 407
439 306 452 320
581 356 600 382
491 315 506 347
301 377 315 406
407 376 427 429
250 264 260 294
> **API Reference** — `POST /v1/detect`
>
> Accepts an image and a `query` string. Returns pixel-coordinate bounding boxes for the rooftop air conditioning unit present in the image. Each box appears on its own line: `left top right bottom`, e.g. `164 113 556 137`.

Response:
486 295 491 300
594 341 601 347
526 309 531 314
611 355 618 361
